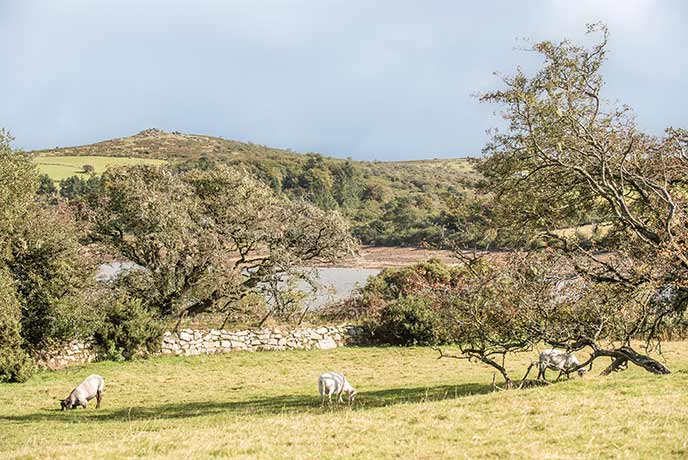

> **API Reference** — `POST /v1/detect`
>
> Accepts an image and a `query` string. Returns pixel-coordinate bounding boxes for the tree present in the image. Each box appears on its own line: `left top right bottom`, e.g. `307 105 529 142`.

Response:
473 24 687 374
431 253 557 388
0 130 94 381
37 174 57 197
59 175 102 200
89 164 356 325
0 130 36 244
0 268 33 382
7 206 94 348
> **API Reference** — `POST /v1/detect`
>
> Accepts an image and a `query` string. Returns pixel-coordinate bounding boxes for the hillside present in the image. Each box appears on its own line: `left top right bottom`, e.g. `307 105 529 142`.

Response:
33 128 304 162
31 129 482 247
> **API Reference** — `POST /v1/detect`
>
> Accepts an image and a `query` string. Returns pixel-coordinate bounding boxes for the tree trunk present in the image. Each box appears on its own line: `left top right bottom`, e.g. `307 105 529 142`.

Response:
596 346 670 375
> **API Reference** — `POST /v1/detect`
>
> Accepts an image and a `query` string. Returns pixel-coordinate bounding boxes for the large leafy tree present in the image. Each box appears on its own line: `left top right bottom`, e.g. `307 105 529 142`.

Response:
89 164 356 325
0 131 93 381
473 24 687 372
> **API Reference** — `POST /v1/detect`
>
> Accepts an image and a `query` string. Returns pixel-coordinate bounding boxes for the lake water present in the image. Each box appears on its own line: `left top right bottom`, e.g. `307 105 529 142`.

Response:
293 267 381 309
96 263 381 309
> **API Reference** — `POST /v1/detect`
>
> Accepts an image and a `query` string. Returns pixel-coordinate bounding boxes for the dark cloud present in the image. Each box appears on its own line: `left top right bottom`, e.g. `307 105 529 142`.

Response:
1 0 686 160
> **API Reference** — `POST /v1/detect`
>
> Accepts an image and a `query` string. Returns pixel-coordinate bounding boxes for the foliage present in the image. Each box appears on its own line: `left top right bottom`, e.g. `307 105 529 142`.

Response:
36 174 57 197
0 268 33 382
91 289 164 361
33 130 484 248
352 252 679 384
6 205 94 348
342 259 463 344
367 296 448 346
0 130 94 380
87 164 356 324
472 24 687 378
59 174 102 200
0 130 37 243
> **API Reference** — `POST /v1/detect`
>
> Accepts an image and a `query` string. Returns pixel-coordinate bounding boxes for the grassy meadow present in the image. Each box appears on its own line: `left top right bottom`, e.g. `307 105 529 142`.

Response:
33 155 167 181
1 345 687 459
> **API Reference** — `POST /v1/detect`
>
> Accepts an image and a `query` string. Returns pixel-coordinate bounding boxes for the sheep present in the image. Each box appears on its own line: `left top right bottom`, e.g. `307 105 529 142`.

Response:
60 374 105 410
537 349 586 381
318 372 357 405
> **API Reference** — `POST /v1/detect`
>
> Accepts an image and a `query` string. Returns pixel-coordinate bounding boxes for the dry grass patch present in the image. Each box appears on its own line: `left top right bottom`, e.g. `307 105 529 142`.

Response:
1 345 687 459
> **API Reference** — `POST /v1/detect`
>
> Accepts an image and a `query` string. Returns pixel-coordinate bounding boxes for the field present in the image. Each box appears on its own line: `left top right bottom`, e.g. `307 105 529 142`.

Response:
32 155 167 181
2 345 687 459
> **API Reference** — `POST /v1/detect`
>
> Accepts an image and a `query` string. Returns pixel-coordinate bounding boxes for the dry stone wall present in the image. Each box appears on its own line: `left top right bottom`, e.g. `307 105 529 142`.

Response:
36 341 99 370
161 325 362 356
36 324 363 369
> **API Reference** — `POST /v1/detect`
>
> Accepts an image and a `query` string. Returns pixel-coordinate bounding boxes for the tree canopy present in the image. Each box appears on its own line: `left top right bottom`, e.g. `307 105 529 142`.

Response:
458 24 688 380
88 164 357 324
0 131 93 381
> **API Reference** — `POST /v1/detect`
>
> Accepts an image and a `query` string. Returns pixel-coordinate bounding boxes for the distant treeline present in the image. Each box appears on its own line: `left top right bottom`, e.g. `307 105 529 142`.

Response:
171 154 500 248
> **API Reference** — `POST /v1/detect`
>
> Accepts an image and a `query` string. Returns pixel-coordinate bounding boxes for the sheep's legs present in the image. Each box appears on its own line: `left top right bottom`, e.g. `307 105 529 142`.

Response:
96 391 102 409
538 367 547 381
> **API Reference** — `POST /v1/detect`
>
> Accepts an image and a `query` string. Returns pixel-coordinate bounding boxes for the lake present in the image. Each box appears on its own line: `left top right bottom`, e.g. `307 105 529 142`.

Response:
96 263 381 309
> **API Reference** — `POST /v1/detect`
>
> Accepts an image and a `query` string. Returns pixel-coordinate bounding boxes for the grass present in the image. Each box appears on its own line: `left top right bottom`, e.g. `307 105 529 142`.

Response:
32 155 168 181
2 345 687 459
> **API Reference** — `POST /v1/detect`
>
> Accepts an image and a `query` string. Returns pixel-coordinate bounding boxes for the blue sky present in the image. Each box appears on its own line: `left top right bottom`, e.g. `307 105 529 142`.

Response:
1 0 686 160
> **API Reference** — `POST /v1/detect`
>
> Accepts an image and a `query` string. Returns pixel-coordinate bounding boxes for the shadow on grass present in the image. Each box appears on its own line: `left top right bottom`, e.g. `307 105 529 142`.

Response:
1 382 491 424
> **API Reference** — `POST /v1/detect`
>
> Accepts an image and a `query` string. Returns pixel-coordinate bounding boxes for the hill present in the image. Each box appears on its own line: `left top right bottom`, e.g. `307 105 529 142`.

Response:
31 129 482 247
32 128 304 162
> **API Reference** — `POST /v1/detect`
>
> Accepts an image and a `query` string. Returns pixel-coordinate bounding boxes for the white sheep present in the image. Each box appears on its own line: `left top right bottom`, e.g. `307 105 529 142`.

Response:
60 374 105 410
537 349 586 381
318 372 357 405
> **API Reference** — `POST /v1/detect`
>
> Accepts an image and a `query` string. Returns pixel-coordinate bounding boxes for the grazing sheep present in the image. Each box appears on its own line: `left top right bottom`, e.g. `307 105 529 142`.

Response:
318 372 357 405
60 374 104 410
537 349 586 381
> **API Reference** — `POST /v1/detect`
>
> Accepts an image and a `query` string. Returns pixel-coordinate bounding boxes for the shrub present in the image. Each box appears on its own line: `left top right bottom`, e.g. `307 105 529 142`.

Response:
342 259 465 346
92 290 164 361
365 295 448 346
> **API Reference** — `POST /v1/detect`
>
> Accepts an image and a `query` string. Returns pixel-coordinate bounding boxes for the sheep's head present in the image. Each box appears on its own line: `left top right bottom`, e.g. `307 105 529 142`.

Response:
60 399 73 411
576 367 587 377
348 387 357 403
343 382 357 403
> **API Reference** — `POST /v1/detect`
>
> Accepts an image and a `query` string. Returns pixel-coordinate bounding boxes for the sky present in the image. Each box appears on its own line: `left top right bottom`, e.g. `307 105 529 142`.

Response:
1 0 686 161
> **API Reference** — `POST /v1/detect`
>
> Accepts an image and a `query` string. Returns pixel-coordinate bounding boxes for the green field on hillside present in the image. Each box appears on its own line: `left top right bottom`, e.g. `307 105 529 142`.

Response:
33 155 168 181
1 345 687 459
